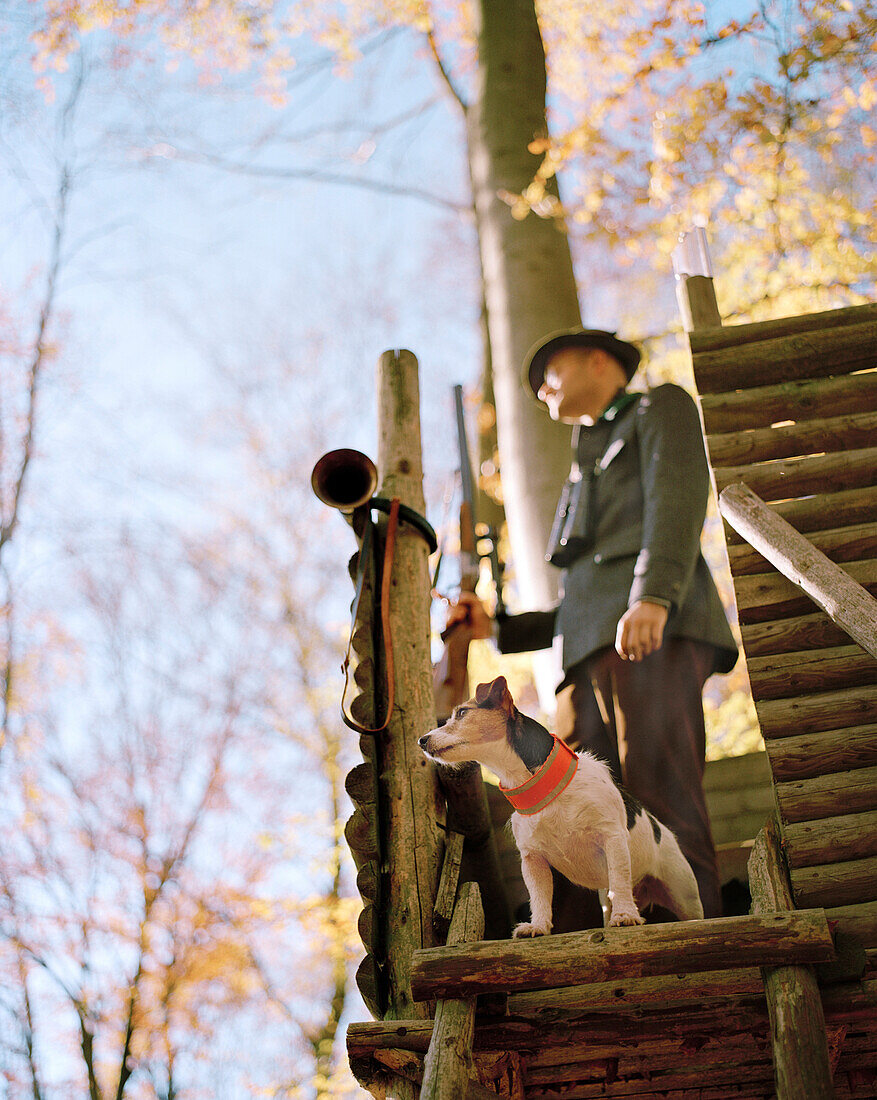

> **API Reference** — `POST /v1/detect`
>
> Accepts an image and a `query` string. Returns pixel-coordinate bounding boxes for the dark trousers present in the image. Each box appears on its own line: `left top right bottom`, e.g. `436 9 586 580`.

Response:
555 638 723 920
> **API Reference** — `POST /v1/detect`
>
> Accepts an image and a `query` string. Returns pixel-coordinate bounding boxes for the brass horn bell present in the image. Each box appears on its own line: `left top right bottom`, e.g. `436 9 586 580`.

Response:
311 448 378 512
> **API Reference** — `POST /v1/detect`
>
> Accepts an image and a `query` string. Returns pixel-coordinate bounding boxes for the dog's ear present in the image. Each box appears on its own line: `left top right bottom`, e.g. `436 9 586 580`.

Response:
474 680 494 704
475 676 514 713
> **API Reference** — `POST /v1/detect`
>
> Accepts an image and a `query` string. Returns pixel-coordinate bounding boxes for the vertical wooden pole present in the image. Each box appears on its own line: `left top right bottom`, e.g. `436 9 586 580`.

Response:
421 882 486 1100
376 349 444 1026
749 821 835 1099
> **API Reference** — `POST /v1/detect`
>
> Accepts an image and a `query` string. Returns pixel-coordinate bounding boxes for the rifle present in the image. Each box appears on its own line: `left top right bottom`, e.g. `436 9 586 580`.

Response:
433 385 504 721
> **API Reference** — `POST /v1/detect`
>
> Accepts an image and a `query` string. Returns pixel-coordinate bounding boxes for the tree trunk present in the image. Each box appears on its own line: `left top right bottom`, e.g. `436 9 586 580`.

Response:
466 0 582 612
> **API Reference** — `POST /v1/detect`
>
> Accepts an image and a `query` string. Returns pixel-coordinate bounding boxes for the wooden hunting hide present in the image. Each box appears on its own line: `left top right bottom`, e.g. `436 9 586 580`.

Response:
345 305 877 1099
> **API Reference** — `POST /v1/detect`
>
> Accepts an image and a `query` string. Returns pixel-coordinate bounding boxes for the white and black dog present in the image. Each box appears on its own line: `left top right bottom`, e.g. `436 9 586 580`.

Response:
419 676 703 936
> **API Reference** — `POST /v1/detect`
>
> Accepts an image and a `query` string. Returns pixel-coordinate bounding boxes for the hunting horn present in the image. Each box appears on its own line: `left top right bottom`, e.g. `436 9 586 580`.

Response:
311 448 378 512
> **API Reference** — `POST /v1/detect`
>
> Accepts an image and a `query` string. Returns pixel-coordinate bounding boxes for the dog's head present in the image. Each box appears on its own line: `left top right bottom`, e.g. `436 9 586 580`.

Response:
419 676 553 771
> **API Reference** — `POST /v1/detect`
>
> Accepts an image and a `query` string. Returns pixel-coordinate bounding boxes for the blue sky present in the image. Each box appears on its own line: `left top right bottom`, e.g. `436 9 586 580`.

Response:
1 16 483 547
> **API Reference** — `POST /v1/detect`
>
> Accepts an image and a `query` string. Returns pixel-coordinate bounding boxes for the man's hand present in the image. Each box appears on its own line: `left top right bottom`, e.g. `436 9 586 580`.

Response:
615 600 669 662
445 591 494 639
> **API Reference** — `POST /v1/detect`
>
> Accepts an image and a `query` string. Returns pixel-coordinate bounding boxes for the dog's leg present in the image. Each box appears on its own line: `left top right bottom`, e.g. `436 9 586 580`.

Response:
659 845 704 921
514 851 554 938
603 833 645 927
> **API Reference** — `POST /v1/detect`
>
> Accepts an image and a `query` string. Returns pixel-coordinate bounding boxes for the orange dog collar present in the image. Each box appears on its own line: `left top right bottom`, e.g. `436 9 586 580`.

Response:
500 737 578 815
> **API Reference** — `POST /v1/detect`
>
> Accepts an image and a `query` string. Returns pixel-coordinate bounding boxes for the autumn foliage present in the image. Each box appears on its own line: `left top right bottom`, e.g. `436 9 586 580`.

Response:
3 0 875 1094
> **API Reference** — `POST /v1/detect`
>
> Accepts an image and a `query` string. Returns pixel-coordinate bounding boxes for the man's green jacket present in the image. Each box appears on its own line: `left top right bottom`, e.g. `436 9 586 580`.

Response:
499 384 738 677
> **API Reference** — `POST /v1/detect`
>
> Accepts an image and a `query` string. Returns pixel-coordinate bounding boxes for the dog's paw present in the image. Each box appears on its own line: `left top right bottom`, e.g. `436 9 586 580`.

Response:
608 909 645 927
512 921 550 938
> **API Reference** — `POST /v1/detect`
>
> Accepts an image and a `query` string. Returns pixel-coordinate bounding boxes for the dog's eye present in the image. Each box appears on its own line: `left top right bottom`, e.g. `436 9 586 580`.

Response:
455 707 469 717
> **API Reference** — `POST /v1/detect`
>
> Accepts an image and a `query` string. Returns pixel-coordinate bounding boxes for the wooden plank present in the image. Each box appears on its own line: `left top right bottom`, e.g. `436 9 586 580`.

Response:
529 1057 777 1092
527 1060 776 1097
707 409 877 466
825 900 877 949
700 370 877 434
724 485 877 546
506 967 765 1015
791 856 877 908
720 483 877 654
713 446 877 499
755 684 877 738
775 766 877 823
765 724 877 780
421 882 485 1100
741 609 854 656
734 560 877 625
408 913 836 1001
746 645 877 700
783 810 877 868
692 317 877 392
690 303 877 354
748 820 835 1100
433 831 465 940
729 523 877 575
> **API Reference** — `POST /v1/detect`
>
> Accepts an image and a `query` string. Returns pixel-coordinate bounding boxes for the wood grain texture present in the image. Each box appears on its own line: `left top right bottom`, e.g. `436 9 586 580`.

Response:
707 409 877 466
409 913 835 1001
792 856 877 909
748 822 835 1100
692 317 877 392
775 766 877 823
765 723 877 779
376 349 444 1020
421 882 485 1100
700 370 877 434
690 303 877 354
746 645 877 700
714 447 877 500
755 684 877 738
783 810 877 868
720 482 877 655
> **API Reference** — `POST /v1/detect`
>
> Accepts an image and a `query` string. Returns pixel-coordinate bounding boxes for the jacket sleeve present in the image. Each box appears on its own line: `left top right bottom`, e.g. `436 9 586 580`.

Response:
628 384 709 610
496 609 558 654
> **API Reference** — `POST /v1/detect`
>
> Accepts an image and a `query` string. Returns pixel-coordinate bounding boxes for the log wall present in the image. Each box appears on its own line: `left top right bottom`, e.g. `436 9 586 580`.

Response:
688 302 877 954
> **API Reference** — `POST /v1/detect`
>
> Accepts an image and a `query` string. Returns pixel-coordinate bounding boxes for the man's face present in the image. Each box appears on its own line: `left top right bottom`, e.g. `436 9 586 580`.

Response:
537 345 599 422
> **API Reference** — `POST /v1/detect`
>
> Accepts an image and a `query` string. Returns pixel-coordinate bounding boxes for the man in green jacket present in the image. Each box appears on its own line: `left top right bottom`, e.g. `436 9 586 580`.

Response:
452 328 737 919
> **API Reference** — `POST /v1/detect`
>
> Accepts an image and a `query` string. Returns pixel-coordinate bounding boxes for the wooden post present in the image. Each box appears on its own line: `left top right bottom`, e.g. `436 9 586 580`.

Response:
376 349 444 1025
720 481 877 659
439 764 512 940
677 273 722 332
749 820 836 1099
421 882 486 1100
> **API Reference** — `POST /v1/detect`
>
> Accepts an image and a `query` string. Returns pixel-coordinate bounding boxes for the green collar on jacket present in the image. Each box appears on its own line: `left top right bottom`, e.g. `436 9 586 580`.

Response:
599 388 640 423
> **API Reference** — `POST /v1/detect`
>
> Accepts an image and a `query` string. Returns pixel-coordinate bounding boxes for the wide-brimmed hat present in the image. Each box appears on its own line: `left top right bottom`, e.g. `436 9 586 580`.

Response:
524 328 642 398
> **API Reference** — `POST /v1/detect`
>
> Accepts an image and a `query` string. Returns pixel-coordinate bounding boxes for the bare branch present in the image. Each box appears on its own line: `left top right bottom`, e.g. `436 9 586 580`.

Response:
426 28 468 113
142 143 468 214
